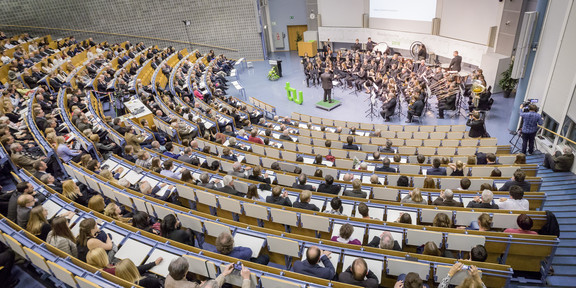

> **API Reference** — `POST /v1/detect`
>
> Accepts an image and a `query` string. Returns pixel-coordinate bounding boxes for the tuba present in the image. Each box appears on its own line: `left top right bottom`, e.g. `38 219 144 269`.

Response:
471 80 485 107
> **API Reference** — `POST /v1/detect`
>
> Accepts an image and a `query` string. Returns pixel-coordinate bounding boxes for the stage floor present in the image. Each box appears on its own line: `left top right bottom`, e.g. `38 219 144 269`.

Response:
230 51 517 145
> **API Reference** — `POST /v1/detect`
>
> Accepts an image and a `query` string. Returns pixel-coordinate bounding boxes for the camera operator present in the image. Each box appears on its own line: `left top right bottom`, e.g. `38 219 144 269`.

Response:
519 103 543 155
466 111 486 138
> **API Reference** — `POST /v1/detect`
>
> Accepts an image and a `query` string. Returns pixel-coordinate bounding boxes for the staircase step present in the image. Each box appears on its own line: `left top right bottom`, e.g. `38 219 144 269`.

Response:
549 211 576 218
544 194 576 200
557 218 576 225
559 231 576 238
551 265 576 276
547 275 576 286
558 240 576 247
555 247 576 255
552 256 576 265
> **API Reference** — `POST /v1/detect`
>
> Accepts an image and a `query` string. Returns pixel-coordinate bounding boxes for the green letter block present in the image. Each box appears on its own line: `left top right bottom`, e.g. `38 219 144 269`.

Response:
294 91 303 104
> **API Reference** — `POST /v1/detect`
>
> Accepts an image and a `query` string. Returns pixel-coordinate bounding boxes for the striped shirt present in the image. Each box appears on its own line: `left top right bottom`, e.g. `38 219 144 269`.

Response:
519 110 543 134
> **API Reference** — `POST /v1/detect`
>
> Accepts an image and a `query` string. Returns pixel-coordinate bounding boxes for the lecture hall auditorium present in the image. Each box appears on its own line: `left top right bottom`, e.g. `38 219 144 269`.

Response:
0 0 574 287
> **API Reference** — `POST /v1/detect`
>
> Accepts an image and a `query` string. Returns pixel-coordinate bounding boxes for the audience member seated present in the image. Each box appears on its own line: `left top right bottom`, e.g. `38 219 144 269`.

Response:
327 197 343 215
342 136 359 150
292 246 336 280
437 262 485 288
356 202 375 219
87 247 161 278
497 185 529 211
470 245 488 262
292 173 314 190
499 170 533 192
504 214 537 234
433 213 452 228
115 258 163 288
47 216 78 257
317 175 341 195
427 158 447 176
228 162 248 178
26 205 52 241
448 161 466 176
343 179 367 198
214 231 269 264
458 177 471 190
247 129 263 144
132 211 160 235
293 190 320 211
433 189 463 207
265 186 292 207
16 194 34 227
245 184 264 201
218 175 241 196
423 176 436 189
338 258 378 288
401 188 428 205
161 214 195 246
76 218 114 262
367 231 402 251
394 272 428 288
467 190 499 209
248 165 271 190
421 241 454 258
375 157 396 172
331 223 361 245
397 175 410 187
543 147 574 172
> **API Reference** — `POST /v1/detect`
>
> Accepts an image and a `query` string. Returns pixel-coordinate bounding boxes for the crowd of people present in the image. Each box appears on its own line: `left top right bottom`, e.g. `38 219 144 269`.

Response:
0 31 568 288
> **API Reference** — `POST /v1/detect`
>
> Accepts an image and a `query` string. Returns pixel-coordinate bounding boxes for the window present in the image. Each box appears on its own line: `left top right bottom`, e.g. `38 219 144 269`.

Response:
541 112 558 141
560 116 576 149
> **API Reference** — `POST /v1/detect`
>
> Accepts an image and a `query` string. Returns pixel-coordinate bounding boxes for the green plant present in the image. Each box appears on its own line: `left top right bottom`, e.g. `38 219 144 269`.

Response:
296 31 303 42
499 61 518 92
267 66 280 81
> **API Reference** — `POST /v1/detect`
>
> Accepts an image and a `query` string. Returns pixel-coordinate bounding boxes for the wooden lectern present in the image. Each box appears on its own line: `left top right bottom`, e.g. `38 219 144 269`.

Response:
298 41 317 57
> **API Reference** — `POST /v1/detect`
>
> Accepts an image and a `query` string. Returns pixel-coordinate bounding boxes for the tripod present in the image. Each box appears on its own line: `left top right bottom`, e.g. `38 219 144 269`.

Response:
509 129 541 154
365 91 378 120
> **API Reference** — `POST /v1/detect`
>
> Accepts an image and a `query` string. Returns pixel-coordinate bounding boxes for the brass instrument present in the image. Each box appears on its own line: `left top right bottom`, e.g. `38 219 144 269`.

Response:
471 80 486 107
436 88 458 100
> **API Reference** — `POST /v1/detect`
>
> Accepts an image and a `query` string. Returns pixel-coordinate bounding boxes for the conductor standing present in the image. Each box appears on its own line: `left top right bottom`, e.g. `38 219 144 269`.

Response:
321 68 333 103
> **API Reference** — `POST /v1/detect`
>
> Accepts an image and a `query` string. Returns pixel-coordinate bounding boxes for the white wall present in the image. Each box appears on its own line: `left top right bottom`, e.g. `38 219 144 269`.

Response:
318 0 366 27
439 0 503 45
526 0 576 123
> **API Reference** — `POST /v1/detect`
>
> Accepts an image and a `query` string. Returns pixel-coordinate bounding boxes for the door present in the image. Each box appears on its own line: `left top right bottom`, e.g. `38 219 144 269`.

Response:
287 25 308 51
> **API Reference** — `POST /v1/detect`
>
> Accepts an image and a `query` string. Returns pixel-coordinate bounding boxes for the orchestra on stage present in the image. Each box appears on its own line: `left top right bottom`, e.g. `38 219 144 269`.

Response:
301 38 493 122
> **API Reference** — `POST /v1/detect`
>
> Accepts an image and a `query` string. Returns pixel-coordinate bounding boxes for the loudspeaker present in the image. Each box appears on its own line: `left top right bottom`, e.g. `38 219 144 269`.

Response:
363 13 369 28
488 26 497 47
431 18 441 35
318 14 322 27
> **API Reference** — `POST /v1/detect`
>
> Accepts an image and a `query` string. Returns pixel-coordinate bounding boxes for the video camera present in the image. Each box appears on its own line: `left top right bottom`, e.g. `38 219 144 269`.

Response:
522 99 539 112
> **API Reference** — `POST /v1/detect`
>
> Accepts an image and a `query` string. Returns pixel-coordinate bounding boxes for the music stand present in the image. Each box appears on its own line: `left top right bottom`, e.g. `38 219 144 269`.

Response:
365 90 378 120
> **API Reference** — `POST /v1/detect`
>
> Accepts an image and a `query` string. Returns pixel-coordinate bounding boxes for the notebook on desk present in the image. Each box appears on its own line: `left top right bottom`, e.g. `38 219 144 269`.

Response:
147 248 181 277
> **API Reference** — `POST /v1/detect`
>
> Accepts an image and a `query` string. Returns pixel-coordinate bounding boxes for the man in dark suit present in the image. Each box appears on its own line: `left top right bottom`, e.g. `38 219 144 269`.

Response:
467 190 499 209
427 158 447 176
343 179 367 198
380 93 397 122
543 147 575 172
499 169 531 192
292 246 335 280
351 39 362 51
292 190 320 211
406 96 424 123
177 147 195 164
218 175 242 196
365 37 376 52
292 174 314 191
197 173 219 190
466 111 486 138
265 186 292 207
432 189 463 207
342 136 359 150
375 158 396 173
279 129 293 142
448 50 462 72
338 258 379 288
317 175 341 195
320 68 333 103
366 231 402 251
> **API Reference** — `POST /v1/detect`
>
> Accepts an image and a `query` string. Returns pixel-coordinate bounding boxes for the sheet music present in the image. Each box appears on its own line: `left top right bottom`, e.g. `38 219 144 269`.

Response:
156 185 175 199
233 233 265 258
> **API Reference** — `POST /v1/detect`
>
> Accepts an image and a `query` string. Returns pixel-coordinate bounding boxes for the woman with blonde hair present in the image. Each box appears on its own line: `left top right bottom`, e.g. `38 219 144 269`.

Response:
104 202 131 223
401 188 427 205
27 205 52 241
115 258 163 287
88 195 106 213
88 248 161 276
448 160 466 176
62 180 89 206
422 176 436 189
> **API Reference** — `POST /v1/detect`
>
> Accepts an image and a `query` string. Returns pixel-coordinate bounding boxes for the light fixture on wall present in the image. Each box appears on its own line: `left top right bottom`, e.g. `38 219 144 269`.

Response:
182 20 193 51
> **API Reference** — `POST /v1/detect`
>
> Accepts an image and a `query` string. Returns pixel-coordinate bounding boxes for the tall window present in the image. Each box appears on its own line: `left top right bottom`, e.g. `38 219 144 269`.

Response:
561 116 576 149
541 112 558 141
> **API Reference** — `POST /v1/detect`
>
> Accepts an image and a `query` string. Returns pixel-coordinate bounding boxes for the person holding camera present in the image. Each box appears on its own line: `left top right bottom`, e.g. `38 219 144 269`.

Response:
519 103 543 155
466 111 486 138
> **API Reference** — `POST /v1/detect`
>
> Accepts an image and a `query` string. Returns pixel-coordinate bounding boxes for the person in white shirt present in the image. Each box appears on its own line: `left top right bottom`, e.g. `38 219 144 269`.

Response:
497 185 529 211
0 51 11 64
160 160 184 180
